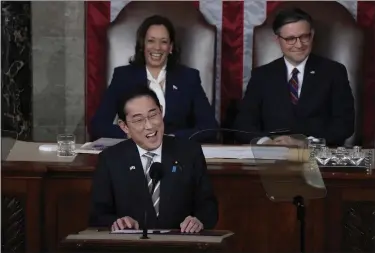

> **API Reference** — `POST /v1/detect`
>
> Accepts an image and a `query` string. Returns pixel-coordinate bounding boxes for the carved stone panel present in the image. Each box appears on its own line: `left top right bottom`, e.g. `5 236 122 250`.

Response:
1 196 26 253
342 201 375 252
1 2 32 140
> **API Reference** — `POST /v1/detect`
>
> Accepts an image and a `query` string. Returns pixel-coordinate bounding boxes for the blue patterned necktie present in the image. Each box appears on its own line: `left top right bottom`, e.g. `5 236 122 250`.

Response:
289 68 299 105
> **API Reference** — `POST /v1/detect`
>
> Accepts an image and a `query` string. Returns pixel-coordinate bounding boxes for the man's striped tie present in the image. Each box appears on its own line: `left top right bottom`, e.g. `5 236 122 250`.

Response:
143 152 160 216
289 68 299 105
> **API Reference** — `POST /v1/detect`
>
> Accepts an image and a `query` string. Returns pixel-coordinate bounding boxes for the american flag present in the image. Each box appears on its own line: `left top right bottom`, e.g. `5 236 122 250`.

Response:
86 1 375 145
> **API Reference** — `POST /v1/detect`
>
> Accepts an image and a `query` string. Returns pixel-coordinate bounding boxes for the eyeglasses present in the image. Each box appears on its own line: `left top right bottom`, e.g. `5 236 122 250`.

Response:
128 111 162 128
278 33 312 45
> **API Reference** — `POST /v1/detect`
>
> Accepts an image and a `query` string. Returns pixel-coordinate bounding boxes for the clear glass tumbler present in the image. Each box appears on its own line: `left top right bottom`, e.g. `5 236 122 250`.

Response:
308 138 326 157
57 133 76 157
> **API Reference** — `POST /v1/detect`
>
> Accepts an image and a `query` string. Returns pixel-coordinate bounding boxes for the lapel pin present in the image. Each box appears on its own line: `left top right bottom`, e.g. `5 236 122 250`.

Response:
173 85 178 90
310 71 315 74
130 166 135 171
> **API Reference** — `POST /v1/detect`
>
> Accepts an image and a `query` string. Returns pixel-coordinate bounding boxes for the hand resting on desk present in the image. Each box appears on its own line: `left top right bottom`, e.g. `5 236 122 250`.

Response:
111 216 139 231
262 135 306 147
180 216 203 233
111 215 203 233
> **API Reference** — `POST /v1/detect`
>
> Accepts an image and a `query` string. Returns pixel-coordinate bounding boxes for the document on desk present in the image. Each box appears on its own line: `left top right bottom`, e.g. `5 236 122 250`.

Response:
202 145 290 160
111 229 171 234
76 138 125 154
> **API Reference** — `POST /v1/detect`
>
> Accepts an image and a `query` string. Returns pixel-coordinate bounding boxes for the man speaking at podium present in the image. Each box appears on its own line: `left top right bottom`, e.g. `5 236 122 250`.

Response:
89 86 218 233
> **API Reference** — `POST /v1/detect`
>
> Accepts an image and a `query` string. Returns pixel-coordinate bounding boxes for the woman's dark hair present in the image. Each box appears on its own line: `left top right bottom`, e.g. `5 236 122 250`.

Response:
129 15 180 70
272 8 313 35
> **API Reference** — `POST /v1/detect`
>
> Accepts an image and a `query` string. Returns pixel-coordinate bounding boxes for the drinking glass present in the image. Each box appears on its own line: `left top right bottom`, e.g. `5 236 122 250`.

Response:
315 146 332 165
332 147 349 165
57 134 76 157
349 146 366 166
308 138 326 157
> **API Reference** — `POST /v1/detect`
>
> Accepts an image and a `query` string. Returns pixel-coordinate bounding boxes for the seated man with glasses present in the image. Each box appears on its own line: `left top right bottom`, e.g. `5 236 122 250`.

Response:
89 85 218 233
234 7 354 146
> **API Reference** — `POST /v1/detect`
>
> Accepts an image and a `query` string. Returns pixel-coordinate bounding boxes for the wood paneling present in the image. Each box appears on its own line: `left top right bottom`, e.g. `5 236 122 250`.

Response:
1 155 375 253
2 177 43 253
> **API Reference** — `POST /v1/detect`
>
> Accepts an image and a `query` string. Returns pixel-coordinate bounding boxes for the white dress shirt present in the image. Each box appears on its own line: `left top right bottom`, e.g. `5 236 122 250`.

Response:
136 144 163 173
146 65 166 117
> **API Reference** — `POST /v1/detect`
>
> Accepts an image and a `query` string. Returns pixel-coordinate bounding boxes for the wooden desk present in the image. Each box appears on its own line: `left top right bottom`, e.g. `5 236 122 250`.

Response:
2 153 375 253
59 228 233 253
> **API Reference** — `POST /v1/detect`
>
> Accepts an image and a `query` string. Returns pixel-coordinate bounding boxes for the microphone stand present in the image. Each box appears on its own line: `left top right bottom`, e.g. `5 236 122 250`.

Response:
140 179 158 239
140 211 149 239
293 195 305 253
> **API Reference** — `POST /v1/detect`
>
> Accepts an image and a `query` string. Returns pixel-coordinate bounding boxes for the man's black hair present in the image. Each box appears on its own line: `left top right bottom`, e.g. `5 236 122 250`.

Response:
272 8 313 35
117 85 161 122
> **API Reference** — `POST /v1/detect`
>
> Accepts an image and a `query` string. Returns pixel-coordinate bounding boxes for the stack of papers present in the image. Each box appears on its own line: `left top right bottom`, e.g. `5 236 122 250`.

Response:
75 138 125 154
202 145 254 159
111 229 171 234
202 145 289 160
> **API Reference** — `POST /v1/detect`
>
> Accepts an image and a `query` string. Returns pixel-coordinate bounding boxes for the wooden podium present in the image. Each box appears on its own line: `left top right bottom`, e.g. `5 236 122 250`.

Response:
59 228 234 253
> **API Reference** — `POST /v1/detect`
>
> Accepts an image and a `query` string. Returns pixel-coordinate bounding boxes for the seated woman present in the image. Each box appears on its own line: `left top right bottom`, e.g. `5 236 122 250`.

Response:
90 15 218 142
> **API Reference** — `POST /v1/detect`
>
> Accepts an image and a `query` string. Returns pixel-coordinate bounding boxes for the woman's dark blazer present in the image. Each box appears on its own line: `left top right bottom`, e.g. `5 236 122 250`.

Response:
90 64 218 142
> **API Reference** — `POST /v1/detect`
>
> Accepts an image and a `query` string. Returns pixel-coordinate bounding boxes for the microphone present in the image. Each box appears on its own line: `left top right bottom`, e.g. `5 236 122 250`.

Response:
149 162 164 193
188 127 291 141
141 162 164 239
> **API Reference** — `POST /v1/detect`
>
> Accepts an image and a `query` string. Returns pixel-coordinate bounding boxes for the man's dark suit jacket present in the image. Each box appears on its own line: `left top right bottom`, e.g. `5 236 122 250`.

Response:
90 64 218 142
234 54 355 146
89 136 218 230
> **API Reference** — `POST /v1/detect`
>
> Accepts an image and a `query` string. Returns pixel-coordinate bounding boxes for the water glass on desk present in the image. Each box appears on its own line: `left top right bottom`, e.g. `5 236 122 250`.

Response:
331 147 350 165
349 146 366 166
57 134 76 157
308 138 326 156
315 146 332 165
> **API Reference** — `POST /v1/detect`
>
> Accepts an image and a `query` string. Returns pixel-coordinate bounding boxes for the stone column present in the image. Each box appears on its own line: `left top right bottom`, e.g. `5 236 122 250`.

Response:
32 1 85 143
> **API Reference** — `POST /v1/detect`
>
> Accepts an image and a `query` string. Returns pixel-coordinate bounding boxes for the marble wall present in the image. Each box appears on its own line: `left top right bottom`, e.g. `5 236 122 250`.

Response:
32 1 86 143
1 2 32 140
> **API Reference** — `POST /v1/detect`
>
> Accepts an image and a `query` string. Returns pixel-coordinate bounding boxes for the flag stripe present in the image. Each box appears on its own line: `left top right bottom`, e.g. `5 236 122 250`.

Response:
192 1 199 10
243 0 267 93
86 1 110 135
198 0 223 121
110 1 128 22
220 1 244 121
357 1 375 26
338 1 358 20
357 1 375 146
266 1 281 15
